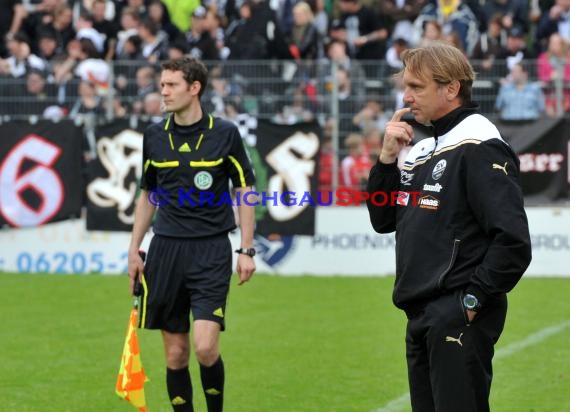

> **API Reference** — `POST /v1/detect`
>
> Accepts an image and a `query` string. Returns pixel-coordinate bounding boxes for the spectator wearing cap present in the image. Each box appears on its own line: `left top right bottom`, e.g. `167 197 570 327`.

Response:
495 62 545 121
185 5 219 60
498 26 535 73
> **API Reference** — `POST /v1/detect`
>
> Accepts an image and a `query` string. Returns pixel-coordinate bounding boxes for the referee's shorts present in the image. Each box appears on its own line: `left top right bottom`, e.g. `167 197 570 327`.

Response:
137 233 232 333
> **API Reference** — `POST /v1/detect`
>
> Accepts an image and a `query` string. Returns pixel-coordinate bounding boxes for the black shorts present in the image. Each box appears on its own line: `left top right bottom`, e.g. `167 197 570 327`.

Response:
138 234 232 333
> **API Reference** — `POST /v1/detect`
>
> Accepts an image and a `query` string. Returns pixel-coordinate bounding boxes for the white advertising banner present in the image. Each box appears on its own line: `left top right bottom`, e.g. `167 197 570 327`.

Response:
0 207 568 276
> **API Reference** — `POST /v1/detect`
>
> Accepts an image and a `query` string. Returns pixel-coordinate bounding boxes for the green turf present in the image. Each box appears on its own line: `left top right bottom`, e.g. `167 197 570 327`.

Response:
0 273 568 412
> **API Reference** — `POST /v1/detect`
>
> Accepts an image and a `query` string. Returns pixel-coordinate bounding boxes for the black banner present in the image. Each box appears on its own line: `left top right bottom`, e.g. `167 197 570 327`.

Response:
0 120 83 227
497 118 570 201
249 119 321 235
85 119 148 231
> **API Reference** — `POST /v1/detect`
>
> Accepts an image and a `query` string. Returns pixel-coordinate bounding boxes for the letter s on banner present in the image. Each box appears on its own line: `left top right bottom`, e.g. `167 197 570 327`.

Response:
0 135 64 227
265 131 319 221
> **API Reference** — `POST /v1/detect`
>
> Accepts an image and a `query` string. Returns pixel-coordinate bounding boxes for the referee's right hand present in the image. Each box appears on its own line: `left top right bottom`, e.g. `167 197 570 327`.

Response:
236 254 256 285
127 250 145 295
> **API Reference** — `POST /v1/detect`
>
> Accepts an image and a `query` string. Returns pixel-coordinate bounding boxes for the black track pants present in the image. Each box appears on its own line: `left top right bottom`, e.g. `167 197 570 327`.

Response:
405 290 507 412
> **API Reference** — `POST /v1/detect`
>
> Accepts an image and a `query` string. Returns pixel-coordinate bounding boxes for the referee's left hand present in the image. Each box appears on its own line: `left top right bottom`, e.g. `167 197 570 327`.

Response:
236 255 255 285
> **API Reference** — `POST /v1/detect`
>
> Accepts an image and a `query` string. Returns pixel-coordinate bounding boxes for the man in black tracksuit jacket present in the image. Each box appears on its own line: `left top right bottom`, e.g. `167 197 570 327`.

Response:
366 43 532 412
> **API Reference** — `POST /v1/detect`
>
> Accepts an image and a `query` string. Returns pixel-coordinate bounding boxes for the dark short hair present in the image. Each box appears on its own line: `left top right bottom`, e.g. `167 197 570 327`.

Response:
10 31 30 45
37 27 57 40
161 57 209 98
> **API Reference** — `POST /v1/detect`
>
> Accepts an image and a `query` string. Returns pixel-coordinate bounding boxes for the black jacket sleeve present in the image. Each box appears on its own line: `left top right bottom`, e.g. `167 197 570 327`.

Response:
366 160 400 233
463 140 532 306
227 126 256 188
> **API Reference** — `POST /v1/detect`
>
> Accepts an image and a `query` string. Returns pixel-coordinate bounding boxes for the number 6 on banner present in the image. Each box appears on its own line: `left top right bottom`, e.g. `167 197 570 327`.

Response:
0 135 64 227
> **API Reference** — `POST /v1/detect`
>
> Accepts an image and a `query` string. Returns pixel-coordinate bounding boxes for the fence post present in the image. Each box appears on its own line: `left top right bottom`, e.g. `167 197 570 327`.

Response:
330 61 339 192
106 61 115 121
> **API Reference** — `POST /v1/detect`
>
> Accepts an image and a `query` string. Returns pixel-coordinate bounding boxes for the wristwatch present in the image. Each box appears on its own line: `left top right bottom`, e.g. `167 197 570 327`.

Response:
235 247 256 257
462 293 481 312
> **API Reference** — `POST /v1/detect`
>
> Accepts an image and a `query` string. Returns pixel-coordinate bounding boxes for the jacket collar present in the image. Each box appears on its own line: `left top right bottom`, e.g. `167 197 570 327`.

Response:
164 106 213 132
431 103 479 137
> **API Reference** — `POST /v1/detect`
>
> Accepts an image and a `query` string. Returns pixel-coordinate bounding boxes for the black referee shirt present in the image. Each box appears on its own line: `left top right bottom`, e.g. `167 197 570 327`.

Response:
141 110 256 238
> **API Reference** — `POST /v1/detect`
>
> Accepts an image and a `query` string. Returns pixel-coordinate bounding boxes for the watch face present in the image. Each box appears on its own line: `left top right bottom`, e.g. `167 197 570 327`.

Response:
463 294 478 309
247 248 256 257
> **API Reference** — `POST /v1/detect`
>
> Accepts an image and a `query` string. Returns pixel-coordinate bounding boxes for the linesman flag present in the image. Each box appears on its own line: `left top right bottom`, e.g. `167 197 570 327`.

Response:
116 251 148 412
115 305 147 411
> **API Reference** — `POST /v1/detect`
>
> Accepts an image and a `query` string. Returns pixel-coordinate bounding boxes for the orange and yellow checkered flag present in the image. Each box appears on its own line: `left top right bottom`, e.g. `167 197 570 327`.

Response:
115 307 147 411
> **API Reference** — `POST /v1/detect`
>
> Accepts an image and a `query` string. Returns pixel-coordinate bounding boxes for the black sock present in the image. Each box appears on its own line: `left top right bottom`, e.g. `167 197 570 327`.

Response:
200 356 224 412
166 367 194 412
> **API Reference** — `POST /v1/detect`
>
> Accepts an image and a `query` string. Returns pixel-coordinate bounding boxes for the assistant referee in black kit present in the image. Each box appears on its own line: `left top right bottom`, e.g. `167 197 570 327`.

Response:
127 57 256 412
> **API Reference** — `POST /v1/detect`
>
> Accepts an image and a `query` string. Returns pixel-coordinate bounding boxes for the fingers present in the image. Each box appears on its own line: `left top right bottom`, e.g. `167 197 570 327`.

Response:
386 107 414 142
237 267 255 285
388 107 414 137
129 276 136 295
127 253 144 295
236 257 256 285
379 108 414 163
390 107 411 122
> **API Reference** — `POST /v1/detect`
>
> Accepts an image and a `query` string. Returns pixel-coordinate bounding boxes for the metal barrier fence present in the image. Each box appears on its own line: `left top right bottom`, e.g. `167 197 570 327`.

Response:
0 58 563 192
0 59 549 121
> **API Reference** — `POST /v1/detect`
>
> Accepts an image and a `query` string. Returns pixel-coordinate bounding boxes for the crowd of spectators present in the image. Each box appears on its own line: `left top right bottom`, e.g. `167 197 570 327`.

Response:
1 0 570 192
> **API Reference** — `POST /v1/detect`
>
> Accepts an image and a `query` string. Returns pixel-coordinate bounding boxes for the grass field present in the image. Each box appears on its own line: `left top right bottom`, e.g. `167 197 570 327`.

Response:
0 273 568 412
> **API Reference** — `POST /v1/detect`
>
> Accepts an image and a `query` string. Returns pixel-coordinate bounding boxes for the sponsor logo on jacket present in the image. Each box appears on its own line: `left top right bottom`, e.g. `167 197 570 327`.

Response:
423 183 443 193
419 195 440 210
401 171 414 186
432 159 447 180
